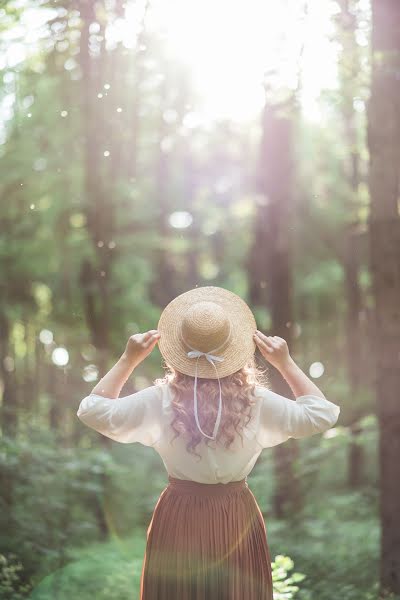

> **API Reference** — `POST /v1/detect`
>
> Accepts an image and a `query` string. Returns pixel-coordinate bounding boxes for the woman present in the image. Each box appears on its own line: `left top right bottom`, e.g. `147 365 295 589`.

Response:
77 286 340 599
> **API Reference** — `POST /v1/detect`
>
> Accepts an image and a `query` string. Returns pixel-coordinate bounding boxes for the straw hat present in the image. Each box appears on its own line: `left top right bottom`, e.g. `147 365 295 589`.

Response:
157 286 257 380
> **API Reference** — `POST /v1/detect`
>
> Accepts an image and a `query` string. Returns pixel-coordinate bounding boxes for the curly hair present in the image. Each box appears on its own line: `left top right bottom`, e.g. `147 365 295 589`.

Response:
154 356 269 460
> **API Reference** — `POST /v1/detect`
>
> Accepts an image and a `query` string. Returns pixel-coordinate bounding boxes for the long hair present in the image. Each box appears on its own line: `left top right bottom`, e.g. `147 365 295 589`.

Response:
154 356 270 460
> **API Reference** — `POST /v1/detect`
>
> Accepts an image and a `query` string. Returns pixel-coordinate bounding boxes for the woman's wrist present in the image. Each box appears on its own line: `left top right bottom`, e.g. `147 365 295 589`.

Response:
90 354 136 397
277 356 327 399
119 352 139 372
277 356 297 376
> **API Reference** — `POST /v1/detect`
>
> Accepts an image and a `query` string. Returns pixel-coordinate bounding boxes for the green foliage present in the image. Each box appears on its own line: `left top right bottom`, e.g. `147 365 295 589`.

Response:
272 554 305 599
268 491 380 600
0 427 167 590
28 536 145 600
0 431 103 582
0 554 31 600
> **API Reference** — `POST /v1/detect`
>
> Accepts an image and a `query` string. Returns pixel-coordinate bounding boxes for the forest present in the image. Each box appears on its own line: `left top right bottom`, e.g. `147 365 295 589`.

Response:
0 0 399 598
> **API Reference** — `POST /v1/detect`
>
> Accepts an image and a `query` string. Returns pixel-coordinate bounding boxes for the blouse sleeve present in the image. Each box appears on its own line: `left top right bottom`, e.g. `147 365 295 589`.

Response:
254 386 340 449
76 385 162 446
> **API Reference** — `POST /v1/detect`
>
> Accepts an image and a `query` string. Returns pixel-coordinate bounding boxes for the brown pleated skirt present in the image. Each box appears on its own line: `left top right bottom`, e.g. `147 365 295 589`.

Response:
140 475 273 599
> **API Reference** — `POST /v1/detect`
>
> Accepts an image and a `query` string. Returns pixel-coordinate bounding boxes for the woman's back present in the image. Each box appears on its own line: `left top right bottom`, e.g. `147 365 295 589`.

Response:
77 381 340 483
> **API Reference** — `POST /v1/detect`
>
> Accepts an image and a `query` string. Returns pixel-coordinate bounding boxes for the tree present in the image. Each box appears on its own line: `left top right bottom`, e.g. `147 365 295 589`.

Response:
335 0 368 488
248 95 301 518
367 0 400 594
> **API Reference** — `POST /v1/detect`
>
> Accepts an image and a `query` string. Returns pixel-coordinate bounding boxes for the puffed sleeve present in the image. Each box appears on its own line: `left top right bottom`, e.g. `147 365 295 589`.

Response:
76 385 162 446
254 386 340 449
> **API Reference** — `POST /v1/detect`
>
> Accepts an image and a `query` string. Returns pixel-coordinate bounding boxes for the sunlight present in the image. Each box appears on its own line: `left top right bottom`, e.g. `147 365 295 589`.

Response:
142 0 338 122
1 0 339 124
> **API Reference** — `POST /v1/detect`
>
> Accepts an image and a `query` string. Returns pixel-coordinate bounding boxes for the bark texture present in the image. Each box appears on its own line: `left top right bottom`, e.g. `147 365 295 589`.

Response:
367 0 400 593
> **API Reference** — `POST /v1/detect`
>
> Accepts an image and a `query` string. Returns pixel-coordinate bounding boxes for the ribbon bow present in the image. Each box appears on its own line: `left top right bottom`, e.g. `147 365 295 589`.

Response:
187 350 224 440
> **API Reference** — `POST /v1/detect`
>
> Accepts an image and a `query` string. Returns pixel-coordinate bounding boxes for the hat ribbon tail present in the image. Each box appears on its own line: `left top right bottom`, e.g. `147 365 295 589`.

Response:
187 350 224 440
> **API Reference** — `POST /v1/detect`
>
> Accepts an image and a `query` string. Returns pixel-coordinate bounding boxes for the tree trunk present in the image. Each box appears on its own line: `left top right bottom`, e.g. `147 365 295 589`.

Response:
367 0 400 593
344 225 364 487
335 0 366 488
249 99 301 518
78 0 113 540
0 314 17 512
0 314 17 438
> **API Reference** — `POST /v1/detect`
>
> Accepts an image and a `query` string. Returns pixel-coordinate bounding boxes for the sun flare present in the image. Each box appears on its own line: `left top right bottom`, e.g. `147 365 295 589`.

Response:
122 0 339 122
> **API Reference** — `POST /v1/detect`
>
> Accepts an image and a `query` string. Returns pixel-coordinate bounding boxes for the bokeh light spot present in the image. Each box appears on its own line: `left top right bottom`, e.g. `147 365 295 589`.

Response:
309 361 324 378
52 347 69 366
169 211 193 229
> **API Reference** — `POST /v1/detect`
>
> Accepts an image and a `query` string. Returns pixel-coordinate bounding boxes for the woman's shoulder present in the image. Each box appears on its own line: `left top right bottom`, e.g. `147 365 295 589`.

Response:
251 385 292 415
152 381 174 412
252 385 271 399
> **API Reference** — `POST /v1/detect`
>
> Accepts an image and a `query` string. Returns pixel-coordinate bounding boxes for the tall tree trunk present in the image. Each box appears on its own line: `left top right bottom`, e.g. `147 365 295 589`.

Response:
249 99 301 518
344 224 364 486
367 0 400 593
336 0 366 488
0 315 17 438
78 0 113 540
0 314 17 512
79 1 113 371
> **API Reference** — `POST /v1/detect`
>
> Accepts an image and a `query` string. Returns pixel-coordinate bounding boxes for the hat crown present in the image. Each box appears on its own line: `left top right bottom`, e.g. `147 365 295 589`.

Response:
181 301 231 353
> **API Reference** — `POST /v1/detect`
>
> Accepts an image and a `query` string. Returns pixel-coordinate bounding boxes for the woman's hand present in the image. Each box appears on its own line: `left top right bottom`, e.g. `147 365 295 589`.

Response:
253 330 292 372
123 330 161 367
88 330 161 399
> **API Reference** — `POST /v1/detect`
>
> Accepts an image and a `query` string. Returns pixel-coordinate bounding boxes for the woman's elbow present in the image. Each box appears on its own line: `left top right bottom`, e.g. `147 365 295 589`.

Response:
318 403 341 432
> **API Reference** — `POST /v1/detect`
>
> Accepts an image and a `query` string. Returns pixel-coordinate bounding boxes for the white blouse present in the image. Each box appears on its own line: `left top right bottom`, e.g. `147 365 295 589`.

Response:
77 383 340 484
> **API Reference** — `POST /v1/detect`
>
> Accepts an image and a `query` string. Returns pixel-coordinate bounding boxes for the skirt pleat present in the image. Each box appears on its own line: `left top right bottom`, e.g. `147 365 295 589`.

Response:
140 476 273 599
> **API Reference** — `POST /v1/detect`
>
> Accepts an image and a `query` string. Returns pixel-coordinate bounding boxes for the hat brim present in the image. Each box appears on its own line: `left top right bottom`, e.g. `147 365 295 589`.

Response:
157 286 257 379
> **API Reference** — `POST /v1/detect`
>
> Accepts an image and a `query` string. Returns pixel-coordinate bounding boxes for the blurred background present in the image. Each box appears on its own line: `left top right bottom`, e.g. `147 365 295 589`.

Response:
1 0 399 598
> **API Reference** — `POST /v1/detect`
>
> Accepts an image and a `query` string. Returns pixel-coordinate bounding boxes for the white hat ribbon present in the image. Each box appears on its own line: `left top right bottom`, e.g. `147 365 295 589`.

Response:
187 350 224 440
